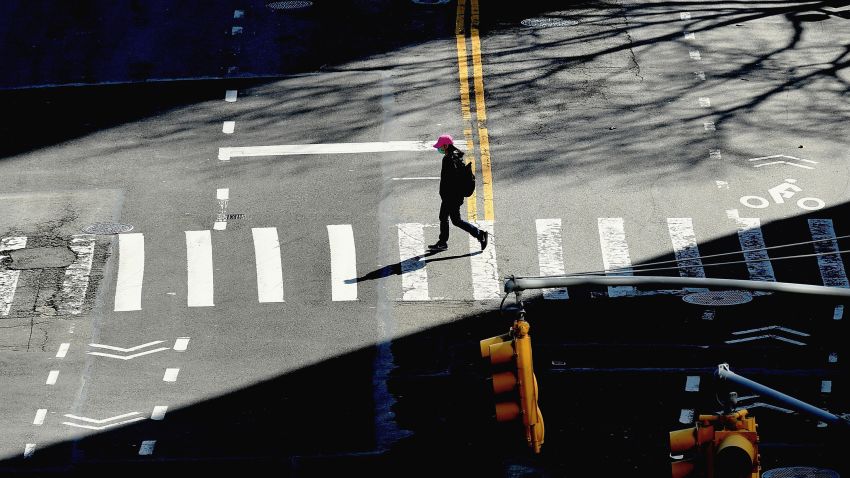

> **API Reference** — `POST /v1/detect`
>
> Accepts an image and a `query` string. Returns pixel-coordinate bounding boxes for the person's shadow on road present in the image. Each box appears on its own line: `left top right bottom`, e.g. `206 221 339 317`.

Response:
345 250 483 283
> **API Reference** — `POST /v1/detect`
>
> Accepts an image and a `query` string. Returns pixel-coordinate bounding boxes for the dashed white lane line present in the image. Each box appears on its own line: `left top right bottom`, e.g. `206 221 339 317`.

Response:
33 409 47 425
470 221 500 300
139 440 156 456
151 406 168 421
685 376 701 392
174 337 190 351
695 71 706 80
698 97 711 107
225 90 238 102
398 223 429 301
679 409 694 424
56 343 70 358
684 32 695 40
46 371 59 385
222 121 235 134
23 444 35 458
252 227 285 303
114 233 145 312
598 218 639 297
821 380 832 393
808 219 850 288
231 26 243 35
218 140 468 160
828 352 838 363
535 219 569 300
689 50 701 60
680 12 691 20
328 225 358 301
233 9 244 19
186 231 214 307
0 236 27 316
709 150 722 160
57 235 96 315
834 305 844 320
163 368 180 382
704 122 716 130
214 188 229 231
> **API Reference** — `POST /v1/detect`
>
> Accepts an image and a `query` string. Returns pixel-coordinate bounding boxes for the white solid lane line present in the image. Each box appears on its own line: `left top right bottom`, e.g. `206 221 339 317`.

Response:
252 227 285 303
218 140 468 160
535 219 568 300
328 225 358 301
0 236 27 316
58 235 96 315
398 223 429 301
598 218 638 297
114 233 145 311
186 231 214 307
470 221 500 300
808 219 849 288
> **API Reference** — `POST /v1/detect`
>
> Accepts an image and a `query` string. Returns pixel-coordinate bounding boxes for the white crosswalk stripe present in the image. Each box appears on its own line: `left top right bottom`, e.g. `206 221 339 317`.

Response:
0 236 27 316
3 216 850 311
727 211 776 284
186 231 214 307
328 225 358 301
252 227 285 303
667 218 708 292
598 218 639 297
57 235 96 315
536 219 569 300
470 221 500 300
808 219 849 288
398 223 429 301
114 233 145 311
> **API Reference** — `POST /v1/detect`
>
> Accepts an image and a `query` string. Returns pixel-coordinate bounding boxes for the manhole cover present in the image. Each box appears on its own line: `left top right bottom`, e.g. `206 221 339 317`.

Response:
267 1 313 9
682 290 752 306
521 18 579 28
763 467 840 478
81 223 134 235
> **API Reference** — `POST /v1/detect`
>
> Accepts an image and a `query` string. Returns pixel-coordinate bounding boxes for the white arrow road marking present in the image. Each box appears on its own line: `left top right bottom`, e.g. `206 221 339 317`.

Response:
88 340 165 352
62 412 145 430
139 440 156 456
218 140 467 160
64 412 140 424
87 347 170 360
732 326 809 337
727 326 809 346
748 155 818 169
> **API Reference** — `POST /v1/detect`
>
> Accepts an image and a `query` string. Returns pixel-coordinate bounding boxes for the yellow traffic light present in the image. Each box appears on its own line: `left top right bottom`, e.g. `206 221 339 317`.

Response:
480 319 544 453
668 411 759 478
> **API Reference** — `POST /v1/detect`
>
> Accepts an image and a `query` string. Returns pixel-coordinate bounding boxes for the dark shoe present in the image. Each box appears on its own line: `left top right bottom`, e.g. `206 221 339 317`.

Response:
478 231 488 250
428 242 448 251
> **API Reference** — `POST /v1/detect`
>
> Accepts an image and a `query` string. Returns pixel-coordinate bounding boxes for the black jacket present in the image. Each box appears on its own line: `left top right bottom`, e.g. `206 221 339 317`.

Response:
439 145 465 202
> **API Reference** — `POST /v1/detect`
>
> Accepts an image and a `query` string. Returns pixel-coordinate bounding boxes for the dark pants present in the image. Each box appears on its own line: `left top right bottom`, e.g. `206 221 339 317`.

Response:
438 199 480 243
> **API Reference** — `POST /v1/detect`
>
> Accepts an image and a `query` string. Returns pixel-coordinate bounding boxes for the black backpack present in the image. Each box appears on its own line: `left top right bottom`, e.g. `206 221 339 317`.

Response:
454 157 476 197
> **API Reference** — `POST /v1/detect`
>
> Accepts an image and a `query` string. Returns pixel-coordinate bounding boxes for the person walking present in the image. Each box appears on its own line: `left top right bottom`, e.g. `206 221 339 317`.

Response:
428 134 488 251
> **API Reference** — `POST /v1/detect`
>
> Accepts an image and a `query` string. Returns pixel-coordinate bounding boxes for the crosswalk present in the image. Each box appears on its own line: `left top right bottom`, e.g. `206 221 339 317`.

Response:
0 216 848 315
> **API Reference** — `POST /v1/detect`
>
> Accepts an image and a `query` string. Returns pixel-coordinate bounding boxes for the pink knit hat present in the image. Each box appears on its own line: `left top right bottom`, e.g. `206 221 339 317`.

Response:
432 134 454 149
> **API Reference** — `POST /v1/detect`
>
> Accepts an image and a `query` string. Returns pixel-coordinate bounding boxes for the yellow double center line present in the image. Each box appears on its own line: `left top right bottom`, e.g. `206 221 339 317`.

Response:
455 0 494 222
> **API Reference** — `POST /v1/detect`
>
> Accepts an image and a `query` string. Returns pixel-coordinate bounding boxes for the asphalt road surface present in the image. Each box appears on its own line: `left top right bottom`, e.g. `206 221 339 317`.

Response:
1 1 849 476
